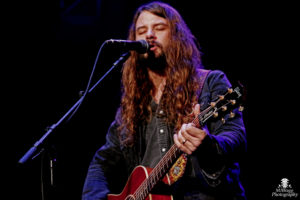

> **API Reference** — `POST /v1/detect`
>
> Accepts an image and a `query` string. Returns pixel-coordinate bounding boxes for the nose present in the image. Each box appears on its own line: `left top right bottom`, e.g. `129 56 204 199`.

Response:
146 29 156 40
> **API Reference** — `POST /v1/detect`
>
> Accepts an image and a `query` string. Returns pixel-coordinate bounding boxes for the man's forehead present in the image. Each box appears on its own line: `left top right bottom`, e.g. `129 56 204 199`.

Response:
136 11 168 28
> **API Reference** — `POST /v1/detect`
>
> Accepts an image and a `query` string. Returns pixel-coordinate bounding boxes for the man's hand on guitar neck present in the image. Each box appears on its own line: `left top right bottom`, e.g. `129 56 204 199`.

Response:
173 104 207 155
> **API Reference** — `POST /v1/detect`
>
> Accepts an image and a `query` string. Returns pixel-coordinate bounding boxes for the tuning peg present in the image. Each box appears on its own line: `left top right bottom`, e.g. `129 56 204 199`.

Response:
239 105 244 112
218 95 225 100
228 88 233 94
229 111 235 118
210 102 216 107
221 105 227 111
213 112 218 118
230 100 236 105
221 118 226 124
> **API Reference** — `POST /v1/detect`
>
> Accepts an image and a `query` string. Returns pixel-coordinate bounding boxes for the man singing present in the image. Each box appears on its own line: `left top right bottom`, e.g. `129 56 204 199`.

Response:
82 1 247 200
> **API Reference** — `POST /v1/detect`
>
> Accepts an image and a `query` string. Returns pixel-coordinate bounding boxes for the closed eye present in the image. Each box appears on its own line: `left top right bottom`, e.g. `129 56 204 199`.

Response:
136 27 147 35
154 24 167 31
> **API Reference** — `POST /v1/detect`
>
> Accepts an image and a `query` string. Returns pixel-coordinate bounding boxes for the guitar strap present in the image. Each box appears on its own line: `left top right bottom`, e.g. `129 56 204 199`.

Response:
168 69 211 184
198 69 211 97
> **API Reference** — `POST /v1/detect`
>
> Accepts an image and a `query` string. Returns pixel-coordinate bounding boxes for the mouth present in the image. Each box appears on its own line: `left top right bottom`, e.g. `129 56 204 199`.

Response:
148 41 159 52
149 45 157 51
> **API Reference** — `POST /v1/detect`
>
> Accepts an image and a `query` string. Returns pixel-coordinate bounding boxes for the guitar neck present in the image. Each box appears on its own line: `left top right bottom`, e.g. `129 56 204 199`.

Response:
142 144 181 192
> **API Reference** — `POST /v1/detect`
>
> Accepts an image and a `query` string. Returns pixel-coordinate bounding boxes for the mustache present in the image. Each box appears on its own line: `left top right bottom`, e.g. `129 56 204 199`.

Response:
148 40 163 49
138 47 166 66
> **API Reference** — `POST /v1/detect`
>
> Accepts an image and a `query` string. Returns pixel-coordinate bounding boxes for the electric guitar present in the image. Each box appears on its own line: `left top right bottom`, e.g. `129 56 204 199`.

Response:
108 86 245 200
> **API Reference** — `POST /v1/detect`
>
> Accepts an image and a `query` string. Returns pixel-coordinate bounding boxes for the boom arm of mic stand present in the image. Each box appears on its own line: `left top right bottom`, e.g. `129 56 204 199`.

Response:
18 52 130 164
88 52 130 92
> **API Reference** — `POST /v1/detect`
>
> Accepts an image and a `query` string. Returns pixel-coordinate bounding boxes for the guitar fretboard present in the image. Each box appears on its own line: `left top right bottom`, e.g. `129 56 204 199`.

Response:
134 144 180 200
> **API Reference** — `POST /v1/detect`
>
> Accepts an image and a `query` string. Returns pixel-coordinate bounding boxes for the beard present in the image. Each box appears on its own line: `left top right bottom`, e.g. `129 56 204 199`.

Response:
137 47 167 74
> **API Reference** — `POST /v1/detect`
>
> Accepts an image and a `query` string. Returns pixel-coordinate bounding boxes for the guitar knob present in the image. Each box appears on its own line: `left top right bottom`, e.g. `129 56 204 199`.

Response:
228 88 233 94
210 102 216 107
213 112 218 118
219 95 225 100
229 111 235 118
221 105 227 111
230 100 236 105
239 105 244 112
221 118 226 124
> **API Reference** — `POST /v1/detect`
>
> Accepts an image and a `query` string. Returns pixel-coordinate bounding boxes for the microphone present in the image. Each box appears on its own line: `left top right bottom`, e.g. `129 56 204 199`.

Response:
106 39 149 53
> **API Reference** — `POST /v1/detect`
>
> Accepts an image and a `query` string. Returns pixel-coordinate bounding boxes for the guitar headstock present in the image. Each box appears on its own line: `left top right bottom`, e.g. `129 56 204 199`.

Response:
197 84 246 126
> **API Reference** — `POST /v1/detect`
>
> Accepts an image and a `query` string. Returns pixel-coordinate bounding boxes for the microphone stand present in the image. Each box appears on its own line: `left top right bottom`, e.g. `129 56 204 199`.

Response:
18 51 130 199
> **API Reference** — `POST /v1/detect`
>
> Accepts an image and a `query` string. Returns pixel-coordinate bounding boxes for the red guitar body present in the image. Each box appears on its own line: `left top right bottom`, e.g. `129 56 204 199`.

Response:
108 165 173 200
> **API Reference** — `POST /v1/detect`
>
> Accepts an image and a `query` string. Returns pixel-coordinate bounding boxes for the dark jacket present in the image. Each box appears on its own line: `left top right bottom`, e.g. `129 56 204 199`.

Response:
82 70 247 200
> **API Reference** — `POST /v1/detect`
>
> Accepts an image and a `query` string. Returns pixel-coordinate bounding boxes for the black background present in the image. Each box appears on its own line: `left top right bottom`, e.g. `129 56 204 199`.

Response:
3 1 299 200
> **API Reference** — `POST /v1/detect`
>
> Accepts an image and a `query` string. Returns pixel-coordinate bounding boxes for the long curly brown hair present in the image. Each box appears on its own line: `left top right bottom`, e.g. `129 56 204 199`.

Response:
117 2 203 146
